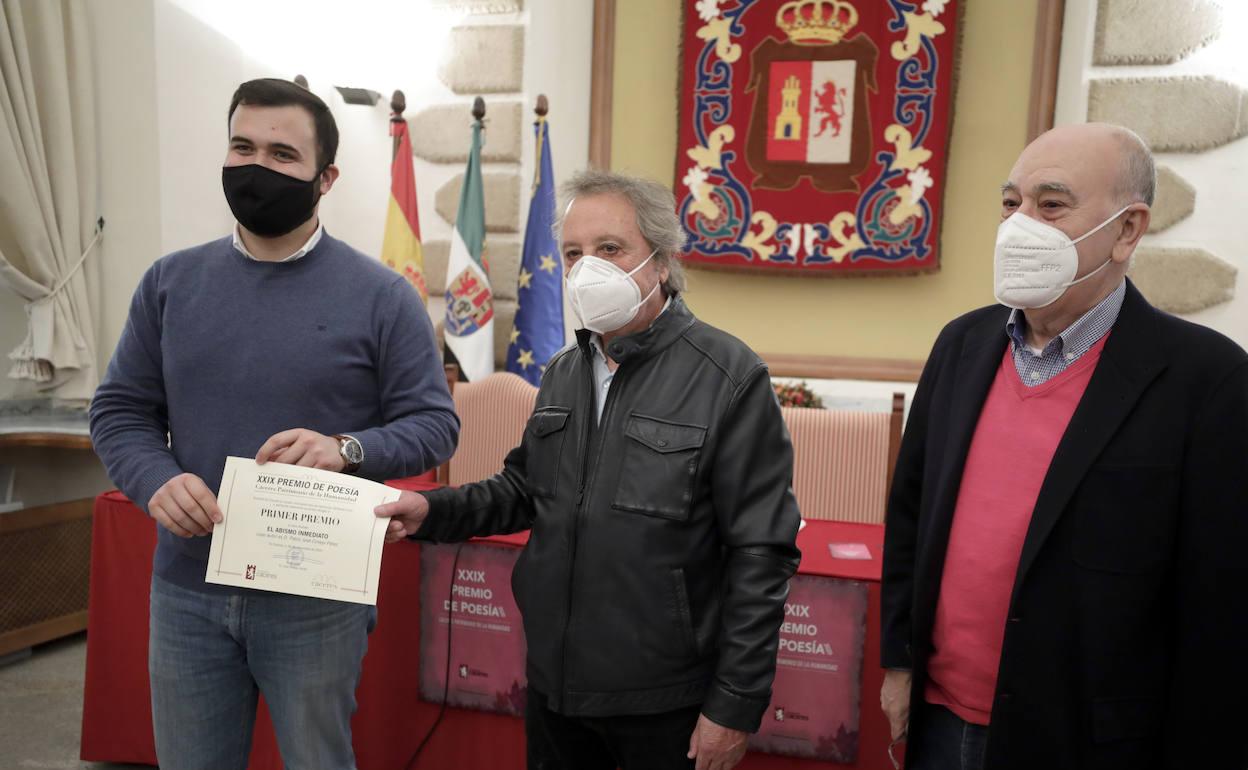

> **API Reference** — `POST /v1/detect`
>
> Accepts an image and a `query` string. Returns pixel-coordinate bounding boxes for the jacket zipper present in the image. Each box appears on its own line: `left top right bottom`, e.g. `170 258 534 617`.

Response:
557 351 626 710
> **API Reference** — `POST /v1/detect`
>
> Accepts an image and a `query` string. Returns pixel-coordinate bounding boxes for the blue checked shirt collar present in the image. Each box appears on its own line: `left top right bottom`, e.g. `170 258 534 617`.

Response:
1005 280 1125 387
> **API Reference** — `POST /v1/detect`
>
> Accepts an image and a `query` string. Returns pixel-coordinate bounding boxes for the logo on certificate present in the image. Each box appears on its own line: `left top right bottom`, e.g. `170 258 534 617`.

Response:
245 564 256 581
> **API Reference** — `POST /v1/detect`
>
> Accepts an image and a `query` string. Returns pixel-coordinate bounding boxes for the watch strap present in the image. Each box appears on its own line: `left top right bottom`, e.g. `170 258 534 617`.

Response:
331 434 363 473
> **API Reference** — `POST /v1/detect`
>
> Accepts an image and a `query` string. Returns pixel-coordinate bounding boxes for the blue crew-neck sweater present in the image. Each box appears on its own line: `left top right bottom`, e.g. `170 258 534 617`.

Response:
89 233 459 592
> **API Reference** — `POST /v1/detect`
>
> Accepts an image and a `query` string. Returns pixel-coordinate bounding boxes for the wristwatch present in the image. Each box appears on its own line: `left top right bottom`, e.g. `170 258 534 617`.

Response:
332 434 364 473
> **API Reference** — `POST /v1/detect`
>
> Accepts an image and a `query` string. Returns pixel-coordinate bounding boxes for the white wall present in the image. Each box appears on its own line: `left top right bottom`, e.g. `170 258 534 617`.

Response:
1055 0 1248 350
93 0 165 369
152 0 252 254
522 0 594 229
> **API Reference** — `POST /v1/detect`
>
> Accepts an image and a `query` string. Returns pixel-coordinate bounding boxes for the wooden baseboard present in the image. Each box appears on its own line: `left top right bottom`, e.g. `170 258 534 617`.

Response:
0 610 89 657
0 431 92 449
762 353 924 383
0 433 92 450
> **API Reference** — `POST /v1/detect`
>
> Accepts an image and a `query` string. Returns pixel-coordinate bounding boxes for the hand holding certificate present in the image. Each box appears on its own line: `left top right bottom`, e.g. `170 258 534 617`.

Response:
206 456 401 605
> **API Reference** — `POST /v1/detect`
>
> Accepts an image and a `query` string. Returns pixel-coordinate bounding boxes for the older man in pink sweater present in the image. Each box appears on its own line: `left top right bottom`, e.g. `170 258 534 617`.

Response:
879 122 1247 770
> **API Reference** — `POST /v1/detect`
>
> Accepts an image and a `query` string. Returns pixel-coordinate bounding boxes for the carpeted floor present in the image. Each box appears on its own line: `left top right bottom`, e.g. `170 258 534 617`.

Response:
0 633 149 769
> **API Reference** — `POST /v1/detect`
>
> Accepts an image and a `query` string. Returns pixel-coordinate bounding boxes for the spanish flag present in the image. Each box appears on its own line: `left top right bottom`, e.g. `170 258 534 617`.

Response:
381 115 427 301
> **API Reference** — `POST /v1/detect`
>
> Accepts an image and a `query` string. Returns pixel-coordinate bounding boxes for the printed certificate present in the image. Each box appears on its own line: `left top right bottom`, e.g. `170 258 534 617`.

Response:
205 456 400 605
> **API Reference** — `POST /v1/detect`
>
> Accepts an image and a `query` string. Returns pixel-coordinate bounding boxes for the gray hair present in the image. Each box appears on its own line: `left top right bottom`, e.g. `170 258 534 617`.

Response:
1108 124 1156 206
556 170 688 295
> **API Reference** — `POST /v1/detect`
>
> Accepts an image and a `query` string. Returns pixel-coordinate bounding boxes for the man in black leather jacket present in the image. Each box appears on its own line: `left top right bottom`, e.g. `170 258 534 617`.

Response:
378 170 801 770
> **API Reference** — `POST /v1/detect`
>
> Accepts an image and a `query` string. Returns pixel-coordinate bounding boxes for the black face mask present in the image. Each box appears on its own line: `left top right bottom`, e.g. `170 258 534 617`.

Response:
222 163 323 238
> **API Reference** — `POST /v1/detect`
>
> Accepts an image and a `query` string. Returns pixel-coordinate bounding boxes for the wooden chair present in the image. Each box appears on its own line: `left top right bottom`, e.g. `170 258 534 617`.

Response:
436 368 538 487
781 393 905 525
435 366 906 524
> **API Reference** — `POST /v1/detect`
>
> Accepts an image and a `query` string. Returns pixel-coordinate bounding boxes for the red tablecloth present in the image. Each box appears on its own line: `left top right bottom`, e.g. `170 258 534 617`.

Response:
82 481 892 770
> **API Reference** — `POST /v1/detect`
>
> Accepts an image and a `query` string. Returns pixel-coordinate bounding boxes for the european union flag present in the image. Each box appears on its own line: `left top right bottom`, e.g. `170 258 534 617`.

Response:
506 115 563 385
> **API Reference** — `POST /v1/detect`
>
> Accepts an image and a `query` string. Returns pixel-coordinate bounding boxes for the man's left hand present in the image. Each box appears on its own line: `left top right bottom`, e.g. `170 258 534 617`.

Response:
256 429 345 471
687 714 747 770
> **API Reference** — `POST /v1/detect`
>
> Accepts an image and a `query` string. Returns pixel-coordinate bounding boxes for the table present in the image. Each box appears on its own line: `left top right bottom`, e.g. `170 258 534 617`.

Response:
0 398 92 447
81 481 893 770
0 408 96 656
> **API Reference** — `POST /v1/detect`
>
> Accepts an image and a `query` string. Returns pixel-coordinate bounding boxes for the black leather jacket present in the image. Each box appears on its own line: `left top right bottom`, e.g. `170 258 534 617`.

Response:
418 297 801 732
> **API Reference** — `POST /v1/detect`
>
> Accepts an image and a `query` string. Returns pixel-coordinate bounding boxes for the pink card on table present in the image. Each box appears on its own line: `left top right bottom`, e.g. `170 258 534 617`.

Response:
828 542 872 560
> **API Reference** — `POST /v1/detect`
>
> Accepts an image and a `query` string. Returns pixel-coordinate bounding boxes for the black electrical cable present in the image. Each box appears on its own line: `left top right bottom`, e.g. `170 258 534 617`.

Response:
405 542 465 770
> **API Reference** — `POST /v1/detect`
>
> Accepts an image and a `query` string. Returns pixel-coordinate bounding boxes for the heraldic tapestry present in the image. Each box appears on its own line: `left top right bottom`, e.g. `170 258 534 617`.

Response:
676 0 960 275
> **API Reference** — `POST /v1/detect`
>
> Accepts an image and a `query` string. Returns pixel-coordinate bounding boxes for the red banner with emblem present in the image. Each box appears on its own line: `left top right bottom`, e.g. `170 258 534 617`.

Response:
750 574 870 762
676 0 960 274
419 543 528 716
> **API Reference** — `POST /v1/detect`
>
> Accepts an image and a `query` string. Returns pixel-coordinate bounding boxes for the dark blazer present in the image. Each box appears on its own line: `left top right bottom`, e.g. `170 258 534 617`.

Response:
882 280 1248 770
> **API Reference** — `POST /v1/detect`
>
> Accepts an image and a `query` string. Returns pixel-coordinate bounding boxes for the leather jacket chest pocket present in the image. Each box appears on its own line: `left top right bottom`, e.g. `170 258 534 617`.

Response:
525 407 571 499
613 415 707 521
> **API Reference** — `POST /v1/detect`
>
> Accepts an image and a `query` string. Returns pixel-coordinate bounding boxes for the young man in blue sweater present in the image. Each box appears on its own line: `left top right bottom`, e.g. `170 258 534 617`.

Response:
89 78 459 770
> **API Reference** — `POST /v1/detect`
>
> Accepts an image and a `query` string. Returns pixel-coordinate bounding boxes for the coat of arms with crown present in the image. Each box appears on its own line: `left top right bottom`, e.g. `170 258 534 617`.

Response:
746 0 878 194
676 0 959 276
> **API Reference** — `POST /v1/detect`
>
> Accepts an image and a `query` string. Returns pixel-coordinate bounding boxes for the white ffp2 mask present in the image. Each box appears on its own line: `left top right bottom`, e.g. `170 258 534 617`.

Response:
566 250 660 334
993 206 1129 309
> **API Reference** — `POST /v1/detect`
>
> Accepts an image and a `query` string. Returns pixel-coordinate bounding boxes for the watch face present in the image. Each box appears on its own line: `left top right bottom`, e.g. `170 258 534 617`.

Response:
343 438 364 465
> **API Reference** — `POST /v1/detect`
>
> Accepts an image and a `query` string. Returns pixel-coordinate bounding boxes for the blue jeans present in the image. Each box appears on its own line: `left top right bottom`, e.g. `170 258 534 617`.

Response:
908 701 988 770
148 576 375 770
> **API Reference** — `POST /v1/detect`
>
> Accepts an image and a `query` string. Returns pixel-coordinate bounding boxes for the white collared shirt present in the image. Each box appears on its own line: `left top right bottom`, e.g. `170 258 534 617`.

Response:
587 295 672 424
231 222 324 263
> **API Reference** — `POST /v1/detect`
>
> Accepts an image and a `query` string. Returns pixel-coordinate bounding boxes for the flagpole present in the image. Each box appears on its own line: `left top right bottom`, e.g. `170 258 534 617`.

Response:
505 94 562 385
380 85 430 303
534 95 548 192
443 96 489 382
472 96 487 276
390 90 406 160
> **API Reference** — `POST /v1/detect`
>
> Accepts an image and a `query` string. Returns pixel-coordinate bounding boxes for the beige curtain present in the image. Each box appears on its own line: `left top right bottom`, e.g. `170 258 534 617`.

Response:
0 0 101 403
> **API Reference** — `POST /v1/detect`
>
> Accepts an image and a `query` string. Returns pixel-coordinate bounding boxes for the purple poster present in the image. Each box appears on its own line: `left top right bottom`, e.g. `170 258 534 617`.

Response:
749 575 869 762
419 542 528 716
